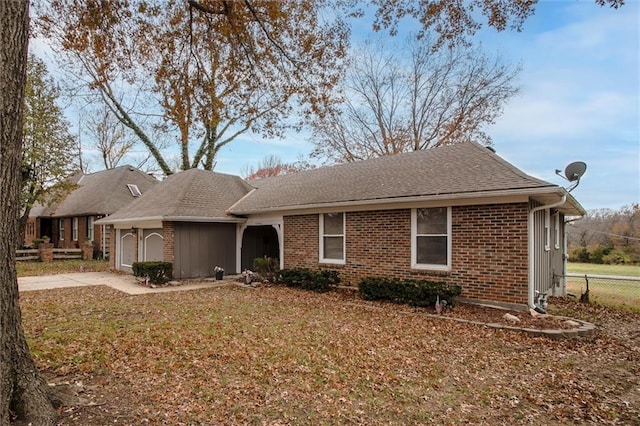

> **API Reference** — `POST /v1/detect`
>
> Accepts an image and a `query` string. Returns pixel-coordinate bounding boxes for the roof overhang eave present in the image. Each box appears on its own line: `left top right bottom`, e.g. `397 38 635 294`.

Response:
95 215 246 225
230 186 586 216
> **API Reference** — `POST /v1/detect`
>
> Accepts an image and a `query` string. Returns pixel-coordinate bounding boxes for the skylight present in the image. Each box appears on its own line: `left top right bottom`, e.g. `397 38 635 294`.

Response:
127 184 142 197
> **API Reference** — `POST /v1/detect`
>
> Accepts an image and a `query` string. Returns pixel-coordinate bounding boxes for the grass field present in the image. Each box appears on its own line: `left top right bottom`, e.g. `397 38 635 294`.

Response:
567 262 640 277
16 259 110 277
566 263 640 311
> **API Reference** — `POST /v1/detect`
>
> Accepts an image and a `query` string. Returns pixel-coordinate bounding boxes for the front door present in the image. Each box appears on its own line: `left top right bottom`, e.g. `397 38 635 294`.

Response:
241 226 279 271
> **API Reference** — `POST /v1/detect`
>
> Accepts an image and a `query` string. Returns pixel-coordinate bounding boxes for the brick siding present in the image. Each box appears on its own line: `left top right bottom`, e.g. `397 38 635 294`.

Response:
162 221 175 263
108 225 116 268
283 203 529 305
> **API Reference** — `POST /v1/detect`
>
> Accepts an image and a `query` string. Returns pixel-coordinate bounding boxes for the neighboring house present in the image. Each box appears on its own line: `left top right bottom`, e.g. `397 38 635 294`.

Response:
97 142 585 309
26 165 158 258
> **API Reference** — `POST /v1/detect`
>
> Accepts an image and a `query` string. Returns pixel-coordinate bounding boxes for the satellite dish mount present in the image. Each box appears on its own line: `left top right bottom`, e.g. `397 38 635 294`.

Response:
555 161 587 192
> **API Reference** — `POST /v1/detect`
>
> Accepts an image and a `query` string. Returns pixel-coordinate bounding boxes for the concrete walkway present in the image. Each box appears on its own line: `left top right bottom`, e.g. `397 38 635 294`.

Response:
18 271 232 295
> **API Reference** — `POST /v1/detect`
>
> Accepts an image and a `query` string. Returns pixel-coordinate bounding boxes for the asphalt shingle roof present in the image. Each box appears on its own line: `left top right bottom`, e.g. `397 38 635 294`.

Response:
51 165 158 217
100 168 253 222
229 141 558 214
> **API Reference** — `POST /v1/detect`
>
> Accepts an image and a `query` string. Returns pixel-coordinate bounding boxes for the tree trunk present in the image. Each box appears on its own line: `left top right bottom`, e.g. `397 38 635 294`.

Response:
0 1 57 424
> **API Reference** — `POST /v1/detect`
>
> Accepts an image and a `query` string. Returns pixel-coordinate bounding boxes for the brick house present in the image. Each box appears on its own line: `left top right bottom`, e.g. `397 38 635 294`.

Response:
97 142 585 309
26 165 157 259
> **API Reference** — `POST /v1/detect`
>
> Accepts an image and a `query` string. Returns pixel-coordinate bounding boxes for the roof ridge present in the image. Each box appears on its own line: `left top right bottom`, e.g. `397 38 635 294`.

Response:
470 142 553 186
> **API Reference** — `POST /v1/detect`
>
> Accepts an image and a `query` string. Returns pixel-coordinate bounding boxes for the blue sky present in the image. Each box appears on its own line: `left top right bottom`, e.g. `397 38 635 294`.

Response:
215 1 639 211
34 2 638 211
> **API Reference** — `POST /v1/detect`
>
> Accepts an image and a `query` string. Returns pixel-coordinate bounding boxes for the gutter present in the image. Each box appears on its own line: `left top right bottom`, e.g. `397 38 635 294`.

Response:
230 186 568 216
528 194 566 310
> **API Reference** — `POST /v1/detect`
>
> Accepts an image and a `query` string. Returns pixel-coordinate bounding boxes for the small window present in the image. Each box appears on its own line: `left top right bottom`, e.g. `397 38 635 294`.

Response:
544 210 551 251
320 212 345 264
87 216 95 241
554 212 560 250
127 184 142 197
59 219 65 241
72 217 78 241
412 207 451 270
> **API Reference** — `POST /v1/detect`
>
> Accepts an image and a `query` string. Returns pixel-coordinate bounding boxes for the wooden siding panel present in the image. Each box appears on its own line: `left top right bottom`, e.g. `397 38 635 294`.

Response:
173 222 237 279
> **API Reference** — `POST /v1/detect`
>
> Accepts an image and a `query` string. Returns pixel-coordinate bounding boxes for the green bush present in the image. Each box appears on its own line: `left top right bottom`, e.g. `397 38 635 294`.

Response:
569 246 590 263
132 261 173 284
602 249 631 265
277 268 340 293
359 277 462 307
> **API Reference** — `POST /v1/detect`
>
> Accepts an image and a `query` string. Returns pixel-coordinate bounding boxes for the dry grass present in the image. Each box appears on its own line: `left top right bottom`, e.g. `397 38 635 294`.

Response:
16 259 110 277
20 285 640 425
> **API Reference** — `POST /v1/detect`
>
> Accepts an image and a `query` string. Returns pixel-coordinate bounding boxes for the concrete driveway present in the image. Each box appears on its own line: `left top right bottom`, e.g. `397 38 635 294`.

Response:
18 271 229 295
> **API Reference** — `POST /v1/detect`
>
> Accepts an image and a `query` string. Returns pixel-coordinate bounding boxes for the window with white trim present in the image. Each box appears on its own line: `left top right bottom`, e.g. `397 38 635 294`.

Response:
412 207 451 270
72 217 79 241
554 212 560 250
59 219 65 241
544 210 551 251
320 212 345 264
87 216 95 241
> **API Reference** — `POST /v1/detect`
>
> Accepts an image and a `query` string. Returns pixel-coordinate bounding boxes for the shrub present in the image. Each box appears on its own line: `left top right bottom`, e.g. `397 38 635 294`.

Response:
569 246 590 263
277 268 340 293
359 277 462 307
132 261 173 284
253 257 279 283
602 249 631 265
590 246 611 264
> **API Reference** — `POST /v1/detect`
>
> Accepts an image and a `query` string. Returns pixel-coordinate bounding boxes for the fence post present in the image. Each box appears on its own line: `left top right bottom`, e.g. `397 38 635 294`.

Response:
38 242 53 263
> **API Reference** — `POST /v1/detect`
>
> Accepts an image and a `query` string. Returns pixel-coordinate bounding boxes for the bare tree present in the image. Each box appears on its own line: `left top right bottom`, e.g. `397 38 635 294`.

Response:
241 154 316 181
80 104 161 172
311 37 520 163
1 1 57 423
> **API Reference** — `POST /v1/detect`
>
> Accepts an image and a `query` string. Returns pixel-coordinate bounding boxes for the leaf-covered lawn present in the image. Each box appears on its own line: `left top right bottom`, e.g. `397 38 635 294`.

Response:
20 285 639 425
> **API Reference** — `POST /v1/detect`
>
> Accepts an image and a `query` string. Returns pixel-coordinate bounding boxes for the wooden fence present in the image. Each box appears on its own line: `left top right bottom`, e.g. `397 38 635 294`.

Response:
15 249 39 261
16 248 82 262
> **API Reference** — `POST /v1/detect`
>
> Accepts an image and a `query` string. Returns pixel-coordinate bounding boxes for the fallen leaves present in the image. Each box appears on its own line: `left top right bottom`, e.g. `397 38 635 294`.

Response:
19 285 640 425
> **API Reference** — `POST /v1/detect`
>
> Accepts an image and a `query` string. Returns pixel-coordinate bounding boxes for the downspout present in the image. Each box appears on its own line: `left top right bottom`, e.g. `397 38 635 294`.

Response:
528 195 566 309
562 217 583 295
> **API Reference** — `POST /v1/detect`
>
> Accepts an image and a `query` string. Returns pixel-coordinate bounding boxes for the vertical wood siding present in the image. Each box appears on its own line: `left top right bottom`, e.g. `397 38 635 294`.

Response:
173 222 237 279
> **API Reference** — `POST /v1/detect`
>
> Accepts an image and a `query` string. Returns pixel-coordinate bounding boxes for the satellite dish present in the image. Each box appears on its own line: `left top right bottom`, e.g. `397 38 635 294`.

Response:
555 161 587 192
564 161 587 182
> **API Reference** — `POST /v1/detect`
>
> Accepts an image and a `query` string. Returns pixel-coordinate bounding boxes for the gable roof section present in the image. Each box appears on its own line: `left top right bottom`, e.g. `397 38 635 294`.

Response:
229 142 583 215
51 165 158 217
97 169 253 223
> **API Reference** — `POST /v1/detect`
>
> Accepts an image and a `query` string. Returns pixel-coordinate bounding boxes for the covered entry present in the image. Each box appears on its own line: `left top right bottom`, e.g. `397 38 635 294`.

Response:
241 225 280 271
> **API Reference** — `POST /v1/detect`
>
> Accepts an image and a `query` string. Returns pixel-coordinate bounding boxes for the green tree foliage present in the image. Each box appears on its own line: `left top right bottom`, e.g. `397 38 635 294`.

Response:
568 204 640 264
19 54 77 246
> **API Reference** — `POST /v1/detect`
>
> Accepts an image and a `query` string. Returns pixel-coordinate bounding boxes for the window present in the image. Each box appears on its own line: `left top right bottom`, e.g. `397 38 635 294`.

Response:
554 212 560 250
72 217 79 241
127 184 142 197
544 210 551 251
412 207 451 270
320 212 345 264
59 219 65 241
87 216 95 241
